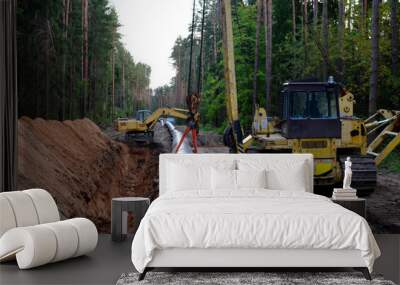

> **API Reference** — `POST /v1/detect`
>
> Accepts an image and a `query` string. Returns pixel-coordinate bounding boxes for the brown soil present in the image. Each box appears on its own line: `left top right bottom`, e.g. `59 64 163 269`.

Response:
17 117 163 233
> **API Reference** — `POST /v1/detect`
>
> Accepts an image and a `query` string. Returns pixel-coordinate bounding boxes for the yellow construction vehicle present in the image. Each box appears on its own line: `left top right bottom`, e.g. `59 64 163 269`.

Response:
115 108 189 142
219 0 400 194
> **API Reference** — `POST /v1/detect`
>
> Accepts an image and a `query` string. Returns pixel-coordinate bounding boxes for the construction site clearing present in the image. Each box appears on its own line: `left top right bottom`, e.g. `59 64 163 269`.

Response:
16 116 400 234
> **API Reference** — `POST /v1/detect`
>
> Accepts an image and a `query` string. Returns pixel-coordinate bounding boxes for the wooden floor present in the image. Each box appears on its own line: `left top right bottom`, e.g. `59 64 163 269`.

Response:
0 234 399 285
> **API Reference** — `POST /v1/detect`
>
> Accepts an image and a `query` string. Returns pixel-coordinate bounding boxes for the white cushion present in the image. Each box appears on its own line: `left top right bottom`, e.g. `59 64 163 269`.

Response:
23 189 59 224
212 168 237 191
167 162 211 191
163 156 237 194
66 218 98 257
1 191 39 227
0 189 98 269
42 221 79 262
0 196 16 237
0 218 98 269
160 154 313 195
266 161 307 191
238 159 307 191
236 169 267 189
0 226 57 269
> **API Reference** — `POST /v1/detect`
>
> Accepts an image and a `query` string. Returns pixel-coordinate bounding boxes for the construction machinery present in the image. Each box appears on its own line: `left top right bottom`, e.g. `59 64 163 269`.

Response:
115 108 189 142
219 0 400 194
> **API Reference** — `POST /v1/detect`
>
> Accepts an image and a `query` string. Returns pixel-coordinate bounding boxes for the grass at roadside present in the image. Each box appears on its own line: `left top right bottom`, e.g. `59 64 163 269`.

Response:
378 149 400 173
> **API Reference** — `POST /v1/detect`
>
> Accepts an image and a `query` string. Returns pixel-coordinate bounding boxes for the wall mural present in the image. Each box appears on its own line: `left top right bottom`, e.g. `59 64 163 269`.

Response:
16 0 400 234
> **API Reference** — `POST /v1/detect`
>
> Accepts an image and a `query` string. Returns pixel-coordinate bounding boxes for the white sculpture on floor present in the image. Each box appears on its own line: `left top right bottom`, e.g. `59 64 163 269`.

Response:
343 157 353 190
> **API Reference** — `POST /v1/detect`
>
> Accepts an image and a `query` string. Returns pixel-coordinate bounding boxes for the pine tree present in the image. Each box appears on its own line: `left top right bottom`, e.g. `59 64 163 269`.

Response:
391 0 398 76
369 0 379 115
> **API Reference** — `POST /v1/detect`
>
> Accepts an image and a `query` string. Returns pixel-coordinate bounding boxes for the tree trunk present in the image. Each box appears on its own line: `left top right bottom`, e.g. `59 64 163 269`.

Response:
45 19 51 119
176 49 181 106
212 2 218 64
303 0 308 63
252 0 263 114
61 0 70 120
264 0 272 110
313 0 318 29
111 31 115 120
322 0 328 80
338 0 345 81
90 56 97 116
81 0 89 117
69 63 74 119
122 63 125 111
391 0 398 76
369 0 379 115
361 0 367 34
347 0 352 31
292 0 296 41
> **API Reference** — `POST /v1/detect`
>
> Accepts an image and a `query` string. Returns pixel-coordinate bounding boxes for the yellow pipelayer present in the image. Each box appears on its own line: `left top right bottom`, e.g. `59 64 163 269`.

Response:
219 0 399 193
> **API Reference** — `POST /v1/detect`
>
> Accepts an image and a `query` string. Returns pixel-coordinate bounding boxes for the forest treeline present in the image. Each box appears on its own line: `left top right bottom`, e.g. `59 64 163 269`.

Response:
157 0 400 132
17 0 151 124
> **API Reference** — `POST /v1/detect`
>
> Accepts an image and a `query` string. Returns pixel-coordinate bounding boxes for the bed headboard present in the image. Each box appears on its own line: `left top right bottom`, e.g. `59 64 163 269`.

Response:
159 153 314 195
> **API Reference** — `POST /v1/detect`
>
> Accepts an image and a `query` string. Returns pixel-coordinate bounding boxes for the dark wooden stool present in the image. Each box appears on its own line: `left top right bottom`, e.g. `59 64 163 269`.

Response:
111 197 150 242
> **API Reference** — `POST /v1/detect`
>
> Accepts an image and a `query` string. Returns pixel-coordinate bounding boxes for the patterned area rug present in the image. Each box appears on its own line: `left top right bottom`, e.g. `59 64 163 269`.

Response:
116 272 396 285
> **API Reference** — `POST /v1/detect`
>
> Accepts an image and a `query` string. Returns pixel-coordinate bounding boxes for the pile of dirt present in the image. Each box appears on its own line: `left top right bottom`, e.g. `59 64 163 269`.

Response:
17 117 161 233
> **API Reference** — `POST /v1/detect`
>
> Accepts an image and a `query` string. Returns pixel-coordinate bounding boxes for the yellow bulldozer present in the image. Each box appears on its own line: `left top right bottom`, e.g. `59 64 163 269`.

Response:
219 0 400 194
231 81 399 194
115 108 189 142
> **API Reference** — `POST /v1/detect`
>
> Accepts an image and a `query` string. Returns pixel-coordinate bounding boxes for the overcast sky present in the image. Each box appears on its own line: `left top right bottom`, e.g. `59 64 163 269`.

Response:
109 0 193 89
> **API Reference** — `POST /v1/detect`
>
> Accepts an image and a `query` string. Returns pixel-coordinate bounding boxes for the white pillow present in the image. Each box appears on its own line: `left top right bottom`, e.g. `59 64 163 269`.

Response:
236 169 267 189
238 159 307 191
167 162 211 191
211 168 237 191
266 161 307 191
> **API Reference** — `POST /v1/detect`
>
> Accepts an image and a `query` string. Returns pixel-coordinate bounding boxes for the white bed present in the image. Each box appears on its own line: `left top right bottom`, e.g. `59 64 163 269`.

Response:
131 154 380 280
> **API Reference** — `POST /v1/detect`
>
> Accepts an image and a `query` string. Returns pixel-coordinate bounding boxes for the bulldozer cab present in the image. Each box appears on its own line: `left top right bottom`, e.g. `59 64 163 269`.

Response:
280 80 341 139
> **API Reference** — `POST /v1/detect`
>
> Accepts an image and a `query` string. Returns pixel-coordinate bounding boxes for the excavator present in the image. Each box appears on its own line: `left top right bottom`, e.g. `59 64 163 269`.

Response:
115 108 189 142
219 0 400 194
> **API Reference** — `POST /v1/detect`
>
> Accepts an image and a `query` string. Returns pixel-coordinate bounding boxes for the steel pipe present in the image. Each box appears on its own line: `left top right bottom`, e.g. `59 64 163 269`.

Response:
164 121 192 154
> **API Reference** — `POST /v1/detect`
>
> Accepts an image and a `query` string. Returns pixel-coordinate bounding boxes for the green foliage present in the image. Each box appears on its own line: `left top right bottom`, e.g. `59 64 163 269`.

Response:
379 149 400 173
169 0 400 132
17 0 151 125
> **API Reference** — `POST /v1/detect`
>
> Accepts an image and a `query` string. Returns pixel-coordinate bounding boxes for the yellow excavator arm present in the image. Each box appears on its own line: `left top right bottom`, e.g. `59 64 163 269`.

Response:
144 108 189 130
115 108 189 134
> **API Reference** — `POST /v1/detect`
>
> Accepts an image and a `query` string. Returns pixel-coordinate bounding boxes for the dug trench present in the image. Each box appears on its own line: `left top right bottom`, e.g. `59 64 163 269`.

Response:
17 117 167 233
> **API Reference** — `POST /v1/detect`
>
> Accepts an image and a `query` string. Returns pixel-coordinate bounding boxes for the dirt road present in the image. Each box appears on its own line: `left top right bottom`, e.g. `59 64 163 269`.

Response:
368 171 400 233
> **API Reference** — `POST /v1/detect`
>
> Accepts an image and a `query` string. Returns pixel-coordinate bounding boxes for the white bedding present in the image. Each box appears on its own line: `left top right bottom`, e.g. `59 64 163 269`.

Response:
131 190 380 273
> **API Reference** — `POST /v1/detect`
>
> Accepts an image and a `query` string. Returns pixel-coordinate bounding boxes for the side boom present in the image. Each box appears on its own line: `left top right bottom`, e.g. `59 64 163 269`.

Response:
365 109 400 165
